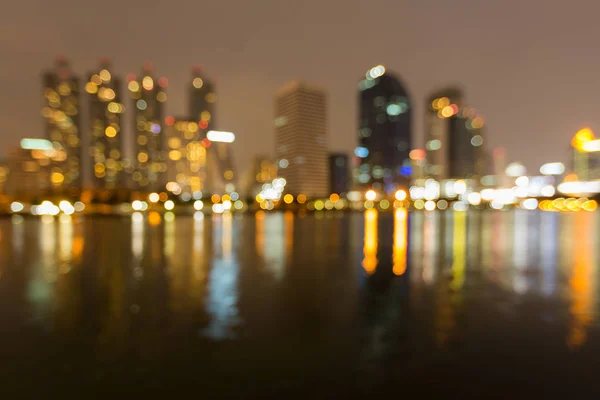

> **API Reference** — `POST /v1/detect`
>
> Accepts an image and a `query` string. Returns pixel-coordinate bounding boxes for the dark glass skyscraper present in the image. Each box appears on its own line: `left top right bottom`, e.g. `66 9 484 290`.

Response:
425 88 485 181
188 66 216 132
355 65 412 193
329 153 349 194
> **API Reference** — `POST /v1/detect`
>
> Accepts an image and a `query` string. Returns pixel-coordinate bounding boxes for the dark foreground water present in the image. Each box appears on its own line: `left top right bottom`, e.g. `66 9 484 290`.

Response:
1 210 600 398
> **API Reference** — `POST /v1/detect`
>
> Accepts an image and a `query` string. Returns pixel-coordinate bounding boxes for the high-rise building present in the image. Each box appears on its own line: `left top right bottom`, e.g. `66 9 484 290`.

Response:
85 61 124 190
205 130 236 195
329 153 349 194
188 66 216 131
127 63 167 192
0 160 8 197
42 56 81 191
165 116 207 198
274 81 328 198
355 65 412 192
5 139 67 200
425 88 486 181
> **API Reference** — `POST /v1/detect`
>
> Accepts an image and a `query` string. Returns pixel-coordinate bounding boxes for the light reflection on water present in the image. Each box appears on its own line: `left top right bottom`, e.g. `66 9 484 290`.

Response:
0 209 599 358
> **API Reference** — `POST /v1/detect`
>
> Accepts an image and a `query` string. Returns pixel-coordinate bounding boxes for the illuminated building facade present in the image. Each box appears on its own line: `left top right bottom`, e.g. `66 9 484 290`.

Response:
425 88 486 181
356 65 412 192
0 161 8 196
205 131 236 195
165 117 207 197
5 139 67 200
188 66 216 132
127 64 167 191
86 61 124 189
329 153 349 194
571 128 600 181
42 56 81 191
275 81 329 198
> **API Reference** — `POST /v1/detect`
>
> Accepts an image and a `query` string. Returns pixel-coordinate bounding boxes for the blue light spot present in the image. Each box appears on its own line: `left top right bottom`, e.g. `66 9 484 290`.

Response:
354 147 369 158
400 165 413 176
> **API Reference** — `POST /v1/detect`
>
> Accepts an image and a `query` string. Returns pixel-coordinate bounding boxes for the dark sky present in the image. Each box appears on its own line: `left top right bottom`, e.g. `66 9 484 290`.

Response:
2 0 599 174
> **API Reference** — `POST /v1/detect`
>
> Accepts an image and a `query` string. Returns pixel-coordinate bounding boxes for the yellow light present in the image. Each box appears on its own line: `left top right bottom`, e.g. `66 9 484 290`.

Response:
582 200 597 212
105 126 117 137
329 193 340 203
211 194 221 203
142 76 154 90
362 209 378 275
297 194 307 204
168 137 181 149
395 189 407 201
365 189 377 201
128 81 140 92
431 98 440 110
441 106 454 118
572 127 596 152
94 163 105 174
157 92 167 102
51 172 64 185
107 102 122 113
149 193 160 203
192 77 204 88
438 97 450 108
164 200 175 211
205 93 217 103
393 208 407 276
188 122 198 132
91 74 102 85
314 200 324 210
137 152 148 163
169 150 182 161
99 69 111 82
148 211 161 226
224 170 234 180
284 194 294 204
85 82 98 94
201 111 211 121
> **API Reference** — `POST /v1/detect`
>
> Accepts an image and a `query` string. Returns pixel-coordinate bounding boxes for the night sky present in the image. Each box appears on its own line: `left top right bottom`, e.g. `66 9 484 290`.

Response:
2 0 599 173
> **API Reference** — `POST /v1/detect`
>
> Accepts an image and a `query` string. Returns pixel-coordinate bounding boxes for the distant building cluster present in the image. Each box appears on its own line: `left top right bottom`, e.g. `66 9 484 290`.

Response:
2 58 599 212
1 57 234 203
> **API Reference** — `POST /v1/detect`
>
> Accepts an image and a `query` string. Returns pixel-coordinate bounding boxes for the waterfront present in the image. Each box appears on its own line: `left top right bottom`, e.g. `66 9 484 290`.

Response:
1 210 600 397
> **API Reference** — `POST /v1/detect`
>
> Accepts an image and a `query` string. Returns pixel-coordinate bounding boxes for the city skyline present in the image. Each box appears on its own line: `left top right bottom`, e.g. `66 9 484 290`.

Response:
3 1 600 174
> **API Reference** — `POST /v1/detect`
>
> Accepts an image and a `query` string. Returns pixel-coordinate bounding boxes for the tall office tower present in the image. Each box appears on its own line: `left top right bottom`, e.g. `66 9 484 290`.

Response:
42 56 81 191
425 88 486 181
165 116 207 198
274 81 329 198
85 61 124 190
329 153 349 194
204 130 236 195
355 65 412 192
127 62 167 191
188 66 216 132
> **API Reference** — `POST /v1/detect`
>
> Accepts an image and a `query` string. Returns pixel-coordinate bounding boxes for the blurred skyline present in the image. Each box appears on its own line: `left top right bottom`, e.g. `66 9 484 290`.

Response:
2 0 600 172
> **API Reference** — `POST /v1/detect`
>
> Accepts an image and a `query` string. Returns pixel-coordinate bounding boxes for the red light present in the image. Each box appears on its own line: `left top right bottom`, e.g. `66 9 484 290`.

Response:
158 77 168 88
409 149 426 161
199 120 208 129
494 147 505 157
193 64 203 73
202 138 211 148
143 60 153 71
165 116 175 126
126 73 136 82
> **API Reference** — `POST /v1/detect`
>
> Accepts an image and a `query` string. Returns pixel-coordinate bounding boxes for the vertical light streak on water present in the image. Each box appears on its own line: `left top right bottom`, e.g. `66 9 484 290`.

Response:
393 208 408 276
409 211 424 282
566 211 594 350
422 211 438 285
131 212 144 280
263 212 286 281
513 209 529 294
540 211 558 296
362 209 378 276
192 212 205 281
204 212 239 339
450 210 466 292
255 211 265 259
58 215 73 274
284 211 294 266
